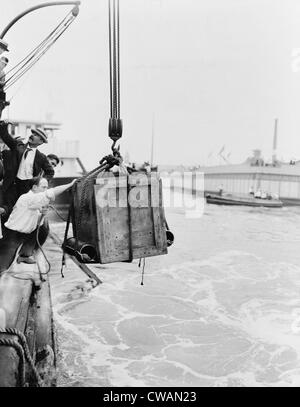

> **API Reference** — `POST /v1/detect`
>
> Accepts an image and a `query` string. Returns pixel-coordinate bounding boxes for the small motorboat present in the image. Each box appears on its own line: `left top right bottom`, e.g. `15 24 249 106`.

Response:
206 193 283 208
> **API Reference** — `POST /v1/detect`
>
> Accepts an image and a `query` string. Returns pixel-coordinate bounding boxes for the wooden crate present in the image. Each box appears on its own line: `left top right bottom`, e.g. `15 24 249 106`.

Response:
73 172 168 263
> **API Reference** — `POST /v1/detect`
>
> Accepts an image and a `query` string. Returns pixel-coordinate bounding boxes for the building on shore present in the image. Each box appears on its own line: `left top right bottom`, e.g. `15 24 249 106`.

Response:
158 149 300 206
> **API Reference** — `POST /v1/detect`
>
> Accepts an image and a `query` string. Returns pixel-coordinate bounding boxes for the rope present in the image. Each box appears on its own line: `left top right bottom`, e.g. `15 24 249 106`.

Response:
10 217 51 283
48 205 67 222
4 12 74 86
0 338 26 386
4 11 72 83
5 21 73 90
8 75 31 104
5 22 67 85
3 11 77 91
5 17 75 91
0 328 44 387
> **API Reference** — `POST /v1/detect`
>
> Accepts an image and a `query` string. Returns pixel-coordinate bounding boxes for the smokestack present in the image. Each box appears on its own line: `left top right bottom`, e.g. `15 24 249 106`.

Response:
272 118 278 165
150 113 155 167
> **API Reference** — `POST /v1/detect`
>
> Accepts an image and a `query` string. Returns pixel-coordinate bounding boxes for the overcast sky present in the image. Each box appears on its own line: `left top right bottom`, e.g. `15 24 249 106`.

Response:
1 0 300 168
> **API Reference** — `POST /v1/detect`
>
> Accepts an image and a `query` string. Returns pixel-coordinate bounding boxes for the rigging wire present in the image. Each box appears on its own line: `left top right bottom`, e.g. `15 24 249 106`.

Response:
4 19 74 90
112 0 117 120
4 17 74 90
5 18 74 90
3 11 72 83
117 0 120 119
3 10 76 91
8 75 32 103
108 0 113 118
5 21 68 84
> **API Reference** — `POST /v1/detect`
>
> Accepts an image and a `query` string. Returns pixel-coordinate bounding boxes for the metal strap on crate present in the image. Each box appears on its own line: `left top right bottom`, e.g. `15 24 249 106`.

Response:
127 175 133 262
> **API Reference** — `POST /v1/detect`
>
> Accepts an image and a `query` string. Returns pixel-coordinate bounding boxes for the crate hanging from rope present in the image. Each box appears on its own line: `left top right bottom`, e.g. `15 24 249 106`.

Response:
62 1 172 264
64 169 169 264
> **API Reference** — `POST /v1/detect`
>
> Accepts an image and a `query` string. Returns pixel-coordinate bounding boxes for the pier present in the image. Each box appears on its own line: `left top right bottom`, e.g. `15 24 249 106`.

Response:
162 164 300 206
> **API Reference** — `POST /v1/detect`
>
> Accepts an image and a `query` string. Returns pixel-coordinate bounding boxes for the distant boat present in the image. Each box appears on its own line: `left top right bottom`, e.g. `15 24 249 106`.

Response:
206 193 283 208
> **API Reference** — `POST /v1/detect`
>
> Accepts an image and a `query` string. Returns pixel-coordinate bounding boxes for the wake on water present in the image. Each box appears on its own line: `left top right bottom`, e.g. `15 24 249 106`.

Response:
47 201 300 387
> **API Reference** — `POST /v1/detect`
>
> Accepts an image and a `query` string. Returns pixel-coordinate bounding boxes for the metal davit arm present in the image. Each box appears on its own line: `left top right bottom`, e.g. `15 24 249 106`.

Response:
0 1 81 39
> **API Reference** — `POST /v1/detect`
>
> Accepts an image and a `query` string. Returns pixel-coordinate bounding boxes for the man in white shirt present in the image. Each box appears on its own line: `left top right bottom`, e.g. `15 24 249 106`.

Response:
0 122 54 219
0 176 76 274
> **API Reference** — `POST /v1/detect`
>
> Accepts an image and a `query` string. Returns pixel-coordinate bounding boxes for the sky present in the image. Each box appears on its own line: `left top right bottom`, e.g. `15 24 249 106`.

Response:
1 0 300 169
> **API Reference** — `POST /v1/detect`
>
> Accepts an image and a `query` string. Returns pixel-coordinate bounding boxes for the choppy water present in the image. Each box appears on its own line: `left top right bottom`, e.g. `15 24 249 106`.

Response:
46 198 300 387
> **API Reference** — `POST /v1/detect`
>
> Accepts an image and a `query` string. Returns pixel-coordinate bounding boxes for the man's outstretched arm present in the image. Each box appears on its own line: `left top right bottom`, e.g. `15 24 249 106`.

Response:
0 121 18 150
52 179 77 198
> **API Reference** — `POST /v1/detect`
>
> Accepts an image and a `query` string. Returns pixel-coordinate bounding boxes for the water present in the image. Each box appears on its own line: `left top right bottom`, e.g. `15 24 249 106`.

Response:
46 199 300 387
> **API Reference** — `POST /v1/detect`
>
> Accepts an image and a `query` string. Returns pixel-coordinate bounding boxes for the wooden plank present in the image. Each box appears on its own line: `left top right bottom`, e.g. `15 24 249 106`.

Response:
152 180 168 250
95 182 132 262
93 172 167 263
133 245 167 259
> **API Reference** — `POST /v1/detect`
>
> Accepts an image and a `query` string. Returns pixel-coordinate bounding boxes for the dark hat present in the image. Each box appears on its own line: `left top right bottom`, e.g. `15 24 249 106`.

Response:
0 56 8 64
0 40 9 52
31 128 48 143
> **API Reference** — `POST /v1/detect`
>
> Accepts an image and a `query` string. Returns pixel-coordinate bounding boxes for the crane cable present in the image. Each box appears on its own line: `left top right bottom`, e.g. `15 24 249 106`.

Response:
108 0 122 147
